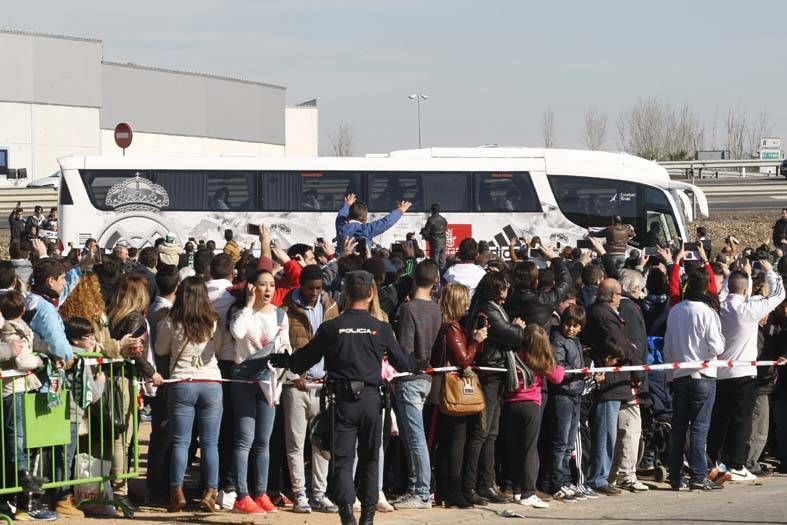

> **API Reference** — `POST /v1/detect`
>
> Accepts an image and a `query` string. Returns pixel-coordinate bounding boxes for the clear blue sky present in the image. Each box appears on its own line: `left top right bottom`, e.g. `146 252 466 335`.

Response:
6 0 787 155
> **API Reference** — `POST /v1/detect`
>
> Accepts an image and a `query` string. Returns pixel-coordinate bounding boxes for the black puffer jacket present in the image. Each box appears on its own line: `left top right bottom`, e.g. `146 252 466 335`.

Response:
506 259 572 329
471 301 525 369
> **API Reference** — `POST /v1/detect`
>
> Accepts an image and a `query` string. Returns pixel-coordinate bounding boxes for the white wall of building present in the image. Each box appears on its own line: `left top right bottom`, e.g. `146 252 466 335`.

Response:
285 106 319 157
98 129 285 158
0 101 100 180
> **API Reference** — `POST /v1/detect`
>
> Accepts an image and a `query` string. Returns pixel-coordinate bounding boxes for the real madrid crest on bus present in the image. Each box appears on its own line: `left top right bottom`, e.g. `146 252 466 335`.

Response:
105 173 170 213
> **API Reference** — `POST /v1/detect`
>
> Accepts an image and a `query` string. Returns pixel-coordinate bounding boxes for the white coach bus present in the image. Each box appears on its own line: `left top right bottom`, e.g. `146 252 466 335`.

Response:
56 148 708 256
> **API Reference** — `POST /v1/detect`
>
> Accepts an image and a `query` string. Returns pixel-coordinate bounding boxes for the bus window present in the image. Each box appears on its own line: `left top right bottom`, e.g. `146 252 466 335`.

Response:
369 173 424 212
261 172 302 211
420 173 471 212
474 172 540 212
80 170 146 210
643 186 679 243
59 177 73 206
153 171 256 211
549 176 638 228
301 172 362 211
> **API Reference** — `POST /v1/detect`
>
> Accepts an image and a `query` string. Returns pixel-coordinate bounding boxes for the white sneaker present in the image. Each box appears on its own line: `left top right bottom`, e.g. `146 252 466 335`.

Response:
519 495 549 509
377 492 394 513
217 489 237 511
293 493 312 514
513 493 521 502
729 467 757 482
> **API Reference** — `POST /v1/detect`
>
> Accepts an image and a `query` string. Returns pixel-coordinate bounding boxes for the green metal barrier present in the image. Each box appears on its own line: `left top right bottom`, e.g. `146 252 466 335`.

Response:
0 353 139 521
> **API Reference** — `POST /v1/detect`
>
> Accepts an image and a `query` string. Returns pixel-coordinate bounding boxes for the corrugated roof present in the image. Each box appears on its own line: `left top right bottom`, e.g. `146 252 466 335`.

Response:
102 61 286 91
0 27 102 44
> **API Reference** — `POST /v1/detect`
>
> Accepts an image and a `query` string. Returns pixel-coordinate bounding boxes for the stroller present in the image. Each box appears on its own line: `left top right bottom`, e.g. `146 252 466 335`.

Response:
638 336 673 482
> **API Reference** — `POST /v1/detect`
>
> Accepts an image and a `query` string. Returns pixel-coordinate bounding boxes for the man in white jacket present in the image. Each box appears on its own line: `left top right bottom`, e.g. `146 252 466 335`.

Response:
663 269 725 491
708 260 784 481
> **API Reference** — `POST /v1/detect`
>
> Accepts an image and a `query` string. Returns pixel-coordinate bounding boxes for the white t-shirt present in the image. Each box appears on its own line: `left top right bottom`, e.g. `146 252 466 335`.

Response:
444 262 487 297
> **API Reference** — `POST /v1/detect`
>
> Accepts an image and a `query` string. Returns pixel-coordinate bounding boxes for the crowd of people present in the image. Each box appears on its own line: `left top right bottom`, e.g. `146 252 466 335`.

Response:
1 197 787 523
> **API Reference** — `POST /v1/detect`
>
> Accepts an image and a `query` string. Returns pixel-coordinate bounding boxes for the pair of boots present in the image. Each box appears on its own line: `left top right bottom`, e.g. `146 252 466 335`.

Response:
168 486 217 513
339 503 375 525
440 476 474 509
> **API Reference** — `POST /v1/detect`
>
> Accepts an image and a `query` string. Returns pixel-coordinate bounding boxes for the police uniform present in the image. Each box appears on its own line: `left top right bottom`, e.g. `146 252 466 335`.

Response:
272 271 415 524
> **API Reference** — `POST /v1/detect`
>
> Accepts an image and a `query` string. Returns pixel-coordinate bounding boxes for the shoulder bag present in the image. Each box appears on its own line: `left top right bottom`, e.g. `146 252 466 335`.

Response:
438 328 485 416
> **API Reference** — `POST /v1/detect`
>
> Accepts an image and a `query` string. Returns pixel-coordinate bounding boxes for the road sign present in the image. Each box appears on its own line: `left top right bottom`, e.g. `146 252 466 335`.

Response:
114 123 133 153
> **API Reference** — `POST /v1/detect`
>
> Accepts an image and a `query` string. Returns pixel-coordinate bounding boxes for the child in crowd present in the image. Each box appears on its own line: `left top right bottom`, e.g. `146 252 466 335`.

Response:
0 291 50 519
64 316 107 389
547 304 592 501
503 324 565 509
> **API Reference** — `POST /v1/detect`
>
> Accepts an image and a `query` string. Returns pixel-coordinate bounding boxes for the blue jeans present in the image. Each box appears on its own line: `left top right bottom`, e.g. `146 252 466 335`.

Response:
4 393 28 473
232 382 277 498
394 378 431 499
669 377 716 484
587 399 621 489
547 394 580 493
169 382 223 488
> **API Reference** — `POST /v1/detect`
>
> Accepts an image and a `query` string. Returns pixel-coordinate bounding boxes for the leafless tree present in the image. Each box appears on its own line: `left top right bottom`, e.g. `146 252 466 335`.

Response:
746 111 772 157
616 98 704 161
709 108 720 150
725 107 747 159
329 123 354 157
617 97 666 160
583 107 608 150
663 104 704 161
542 108 555 148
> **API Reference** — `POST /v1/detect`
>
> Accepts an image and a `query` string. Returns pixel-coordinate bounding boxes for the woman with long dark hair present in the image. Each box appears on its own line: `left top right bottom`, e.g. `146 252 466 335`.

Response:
461 271 526 504
155 276 221 513
228 269 292 514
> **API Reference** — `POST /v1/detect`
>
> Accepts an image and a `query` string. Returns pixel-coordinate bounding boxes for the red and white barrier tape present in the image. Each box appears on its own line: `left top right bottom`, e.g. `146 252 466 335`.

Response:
159 377 324 389
563 359 787 375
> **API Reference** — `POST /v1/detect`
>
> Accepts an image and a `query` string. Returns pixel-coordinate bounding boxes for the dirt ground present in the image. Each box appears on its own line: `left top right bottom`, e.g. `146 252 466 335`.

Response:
691 210 778 248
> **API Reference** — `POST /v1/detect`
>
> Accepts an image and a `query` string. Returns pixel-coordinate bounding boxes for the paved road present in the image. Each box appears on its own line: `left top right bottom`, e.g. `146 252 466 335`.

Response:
117 474 787 525
695 178 787 211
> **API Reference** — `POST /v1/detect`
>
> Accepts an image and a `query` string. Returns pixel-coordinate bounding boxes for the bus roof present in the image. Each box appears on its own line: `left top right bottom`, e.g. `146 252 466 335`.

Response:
58 147 670 188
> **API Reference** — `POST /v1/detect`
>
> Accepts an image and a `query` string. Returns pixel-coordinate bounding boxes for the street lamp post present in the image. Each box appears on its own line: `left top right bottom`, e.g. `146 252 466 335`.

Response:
408 93 428 148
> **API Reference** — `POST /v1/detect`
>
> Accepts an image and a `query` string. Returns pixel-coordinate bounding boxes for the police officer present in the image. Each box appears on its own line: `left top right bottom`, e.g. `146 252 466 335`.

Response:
270 270 415 525
420 203 448 269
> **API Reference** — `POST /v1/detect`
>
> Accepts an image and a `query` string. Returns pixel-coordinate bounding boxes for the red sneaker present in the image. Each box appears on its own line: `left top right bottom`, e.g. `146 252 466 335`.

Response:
233 496 266 514
255 494 277 512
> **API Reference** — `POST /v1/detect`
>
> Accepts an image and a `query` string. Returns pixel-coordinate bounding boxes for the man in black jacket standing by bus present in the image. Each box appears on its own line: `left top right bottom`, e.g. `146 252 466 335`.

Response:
421 203 448 269
270 271 415 525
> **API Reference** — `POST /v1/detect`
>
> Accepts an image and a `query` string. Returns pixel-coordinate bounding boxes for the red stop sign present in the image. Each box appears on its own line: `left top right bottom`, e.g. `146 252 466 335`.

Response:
114 122 133 150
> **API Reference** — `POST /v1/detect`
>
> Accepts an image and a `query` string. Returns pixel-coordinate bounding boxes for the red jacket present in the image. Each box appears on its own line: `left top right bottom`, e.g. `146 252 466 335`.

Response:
668 261 718 306
226 256 302 307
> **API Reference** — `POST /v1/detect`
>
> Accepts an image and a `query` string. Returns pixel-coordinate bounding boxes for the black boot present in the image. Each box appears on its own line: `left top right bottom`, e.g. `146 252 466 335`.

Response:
338 504 357 525
360 504 375 525
478 486 510 503
463 489 489 506
444 477 474 509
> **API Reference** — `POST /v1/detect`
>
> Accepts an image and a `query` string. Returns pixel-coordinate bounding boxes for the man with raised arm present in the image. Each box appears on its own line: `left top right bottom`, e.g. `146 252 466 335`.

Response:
335 193 411 253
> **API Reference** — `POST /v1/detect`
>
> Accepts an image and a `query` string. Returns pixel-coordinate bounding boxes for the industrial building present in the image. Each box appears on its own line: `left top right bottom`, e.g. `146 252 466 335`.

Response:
0 29 318 182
